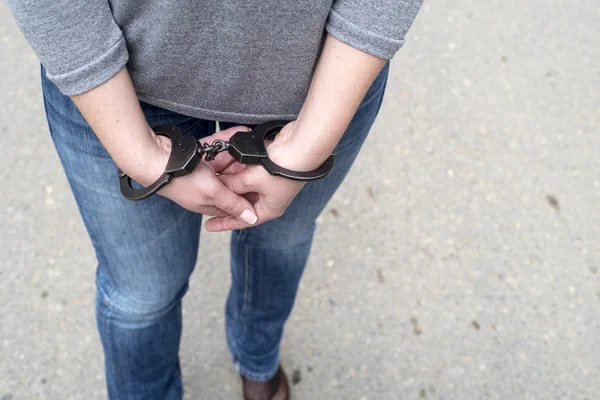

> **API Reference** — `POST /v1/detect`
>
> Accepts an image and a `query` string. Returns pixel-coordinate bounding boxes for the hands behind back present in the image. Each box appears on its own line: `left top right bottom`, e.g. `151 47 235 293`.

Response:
135 126 258 225
137 121 316 231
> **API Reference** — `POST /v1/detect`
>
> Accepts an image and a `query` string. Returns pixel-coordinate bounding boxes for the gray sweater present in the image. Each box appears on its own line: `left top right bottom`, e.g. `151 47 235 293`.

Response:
7 0 422 124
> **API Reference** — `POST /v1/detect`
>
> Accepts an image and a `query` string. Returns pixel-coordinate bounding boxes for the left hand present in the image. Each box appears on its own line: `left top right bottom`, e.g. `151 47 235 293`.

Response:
205 121 324 232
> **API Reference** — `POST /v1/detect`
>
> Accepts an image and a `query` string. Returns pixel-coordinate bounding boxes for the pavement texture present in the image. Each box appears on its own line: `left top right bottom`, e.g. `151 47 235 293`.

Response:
1 1 599 399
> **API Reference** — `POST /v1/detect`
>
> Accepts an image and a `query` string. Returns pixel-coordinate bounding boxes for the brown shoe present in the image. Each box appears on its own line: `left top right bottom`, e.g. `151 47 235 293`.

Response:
241 366 290 400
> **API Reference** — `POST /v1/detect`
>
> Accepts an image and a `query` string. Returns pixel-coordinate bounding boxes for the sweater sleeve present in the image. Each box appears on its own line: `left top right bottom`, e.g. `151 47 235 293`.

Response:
325 0 423 60
6 0 129 95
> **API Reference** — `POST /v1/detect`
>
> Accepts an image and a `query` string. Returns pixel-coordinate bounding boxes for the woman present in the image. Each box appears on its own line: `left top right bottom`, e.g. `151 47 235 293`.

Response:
7 1 422 399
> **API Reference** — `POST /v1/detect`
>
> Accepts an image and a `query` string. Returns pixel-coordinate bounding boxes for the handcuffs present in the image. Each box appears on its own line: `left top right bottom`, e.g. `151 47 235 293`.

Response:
118 120 335 201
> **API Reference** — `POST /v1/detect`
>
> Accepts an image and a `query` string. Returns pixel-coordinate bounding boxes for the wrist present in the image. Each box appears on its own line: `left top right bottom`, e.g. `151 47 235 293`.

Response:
268 121 333 172
122 128 172 187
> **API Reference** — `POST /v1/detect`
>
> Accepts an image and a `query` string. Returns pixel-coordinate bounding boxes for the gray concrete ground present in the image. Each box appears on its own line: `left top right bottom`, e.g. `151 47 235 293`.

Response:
1 1 599 399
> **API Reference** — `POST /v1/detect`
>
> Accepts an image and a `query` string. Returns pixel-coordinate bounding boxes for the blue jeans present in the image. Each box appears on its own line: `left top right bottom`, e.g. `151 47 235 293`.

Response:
41 63 388 399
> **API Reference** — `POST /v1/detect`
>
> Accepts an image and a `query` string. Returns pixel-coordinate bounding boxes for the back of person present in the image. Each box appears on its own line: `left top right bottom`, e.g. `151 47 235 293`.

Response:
7 1 422 398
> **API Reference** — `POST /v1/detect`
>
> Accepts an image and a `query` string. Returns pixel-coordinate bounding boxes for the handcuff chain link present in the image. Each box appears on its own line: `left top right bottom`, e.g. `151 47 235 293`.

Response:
199 139 230 162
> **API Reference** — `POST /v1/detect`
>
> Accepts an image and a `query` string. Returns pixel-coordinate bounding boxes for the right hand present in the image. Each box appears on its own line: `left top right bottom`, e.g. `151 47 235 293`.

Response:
129 126 258 225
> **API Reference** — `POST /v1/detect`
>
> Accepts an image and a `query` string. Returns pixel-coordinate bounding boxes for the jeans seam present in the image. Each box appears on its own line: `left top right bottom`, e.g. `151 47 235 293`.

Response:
98 291 118 394
240 243 252 321
41 89 59 140
172 341 183 397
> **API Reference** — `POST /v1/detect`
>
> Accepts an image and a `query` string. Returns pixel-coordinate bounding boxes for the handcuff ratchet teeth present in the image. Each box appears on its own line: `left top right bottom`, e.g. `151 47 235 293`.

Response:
118 120 335 201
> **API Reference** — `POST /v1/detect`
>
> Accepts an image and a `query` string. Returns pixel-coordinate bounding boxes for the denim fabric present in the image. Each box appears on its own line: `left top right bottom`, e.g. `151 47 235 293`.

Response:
41 63 388 400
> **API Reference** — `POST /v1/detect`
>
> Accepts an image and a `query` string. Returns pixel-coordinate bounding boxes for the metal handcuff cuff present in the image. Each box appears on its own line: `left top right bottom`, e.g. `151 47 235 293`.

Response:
118 120 335 201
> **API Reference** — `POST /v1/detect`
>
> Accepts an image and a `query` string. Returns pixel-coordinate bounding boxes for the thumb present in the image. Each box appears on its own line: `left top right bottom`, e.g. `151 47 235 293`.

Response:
218 170 253 194
212 183 258 226
218 161 247 176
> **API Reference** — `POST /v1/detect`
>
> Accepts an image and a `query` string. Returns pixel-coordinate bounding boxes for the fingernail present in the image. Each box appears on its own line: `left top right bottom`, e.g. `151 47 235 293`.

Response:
240 210 258 225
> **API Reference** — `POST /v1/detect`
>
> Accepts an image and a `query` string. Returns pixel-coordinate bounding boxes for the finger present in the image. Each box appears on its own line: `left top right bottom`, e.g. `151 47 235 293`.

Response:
200 207 228 218
206 194 269 232
218 161 247 176
210 152 238 173
212 183 258 226
218 171 253 194
205 215 255 232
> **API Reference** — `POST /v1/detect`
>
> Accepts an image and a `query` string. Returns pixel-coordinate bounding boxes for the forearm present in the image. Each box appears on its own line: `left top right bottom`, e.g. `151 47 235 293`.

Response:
71 67 166 183
7 0 161 180
287 34 386 168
